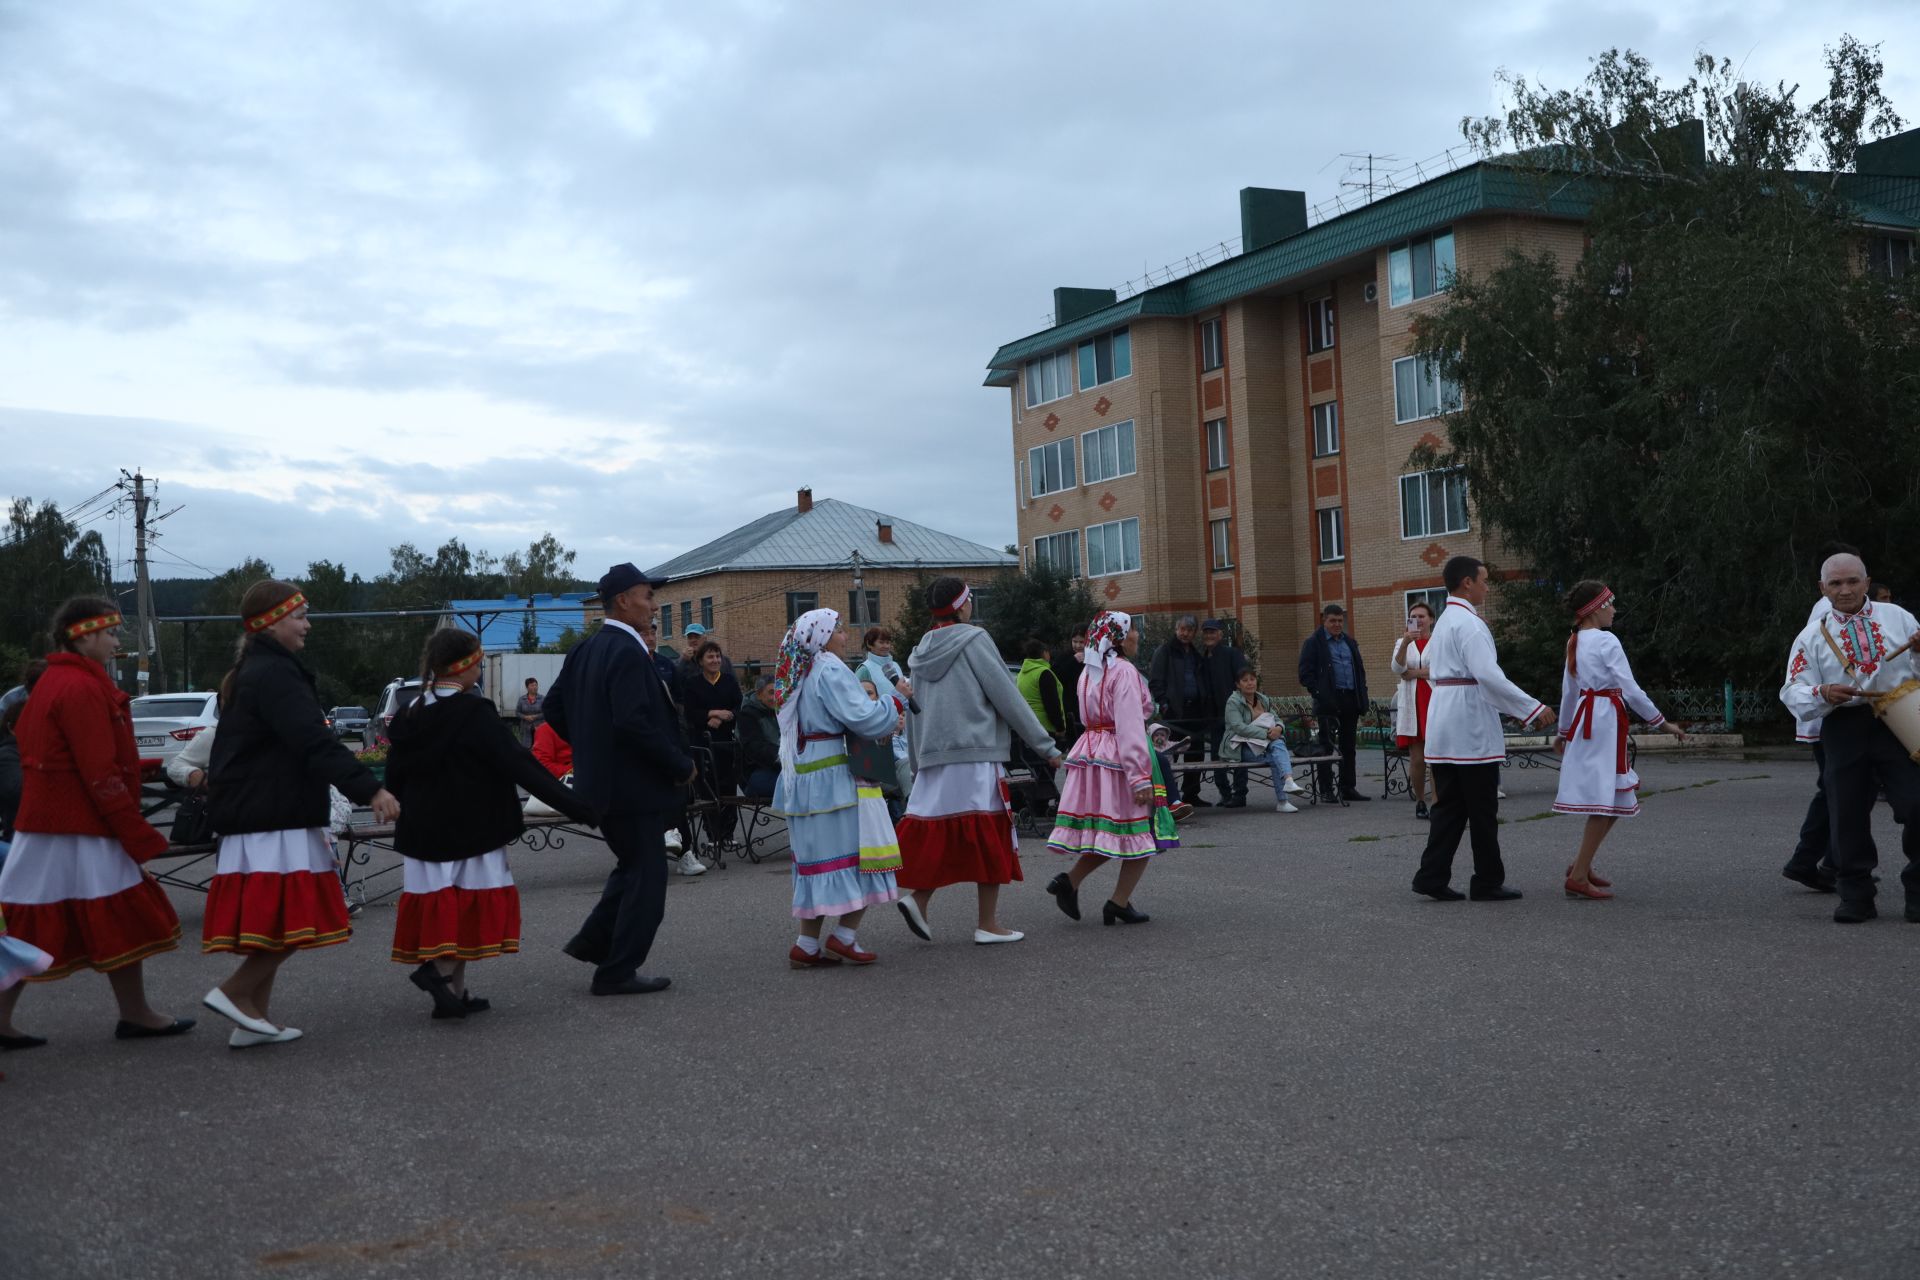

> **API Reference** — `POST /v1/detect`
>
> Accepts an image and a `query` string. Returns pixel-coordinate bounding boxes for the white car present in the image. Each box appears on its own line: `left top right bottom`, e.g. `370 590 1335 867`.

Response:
130 692 219 779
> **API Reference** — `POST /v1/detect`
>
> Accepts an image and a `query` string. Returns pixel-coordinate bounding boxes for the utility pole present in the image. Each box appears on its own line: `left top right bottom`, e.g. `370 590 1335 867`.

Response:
121 469 168 695
850 551 864 625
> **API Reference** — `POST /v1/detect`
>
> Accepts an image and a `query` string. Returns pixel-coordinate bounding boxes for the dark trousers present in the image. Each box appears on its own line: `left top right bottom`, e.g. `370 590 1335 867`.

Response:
1820 708 1920 906
1314 691 1361 796
577 809 670 984
1201 718 1233 800
1174 719 1206 801
744 767 779 799
692 738 738 841
1786 741 1850 875
1414 762 1505 894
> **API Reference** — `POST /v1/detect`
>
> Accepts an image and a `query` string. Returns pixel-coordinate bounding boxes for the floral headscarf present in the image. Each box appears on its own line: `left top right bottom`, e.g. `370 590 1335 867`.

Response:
770 608 841 770
1083 610 1131 676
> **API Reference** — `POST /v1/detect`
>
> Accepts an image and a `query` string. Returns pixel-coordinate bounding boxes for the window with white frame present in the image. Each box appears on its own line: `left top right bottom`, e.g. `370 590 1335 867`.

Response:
1028 438 1076 497
1388 228 1456 306
1205 418 1229 471
1317 507 1344 563
1404 587 1449 621
1032 530 1080 577
1210 517 1233 570
1399 468 1470 538
1200 317 1224 371
1393 353 1462 423
1306 296 1335 353
1077 327 1132 390
1024 349 1074 408
1085 517 1141 576
1082 420 1136 484
1311 401 1339 457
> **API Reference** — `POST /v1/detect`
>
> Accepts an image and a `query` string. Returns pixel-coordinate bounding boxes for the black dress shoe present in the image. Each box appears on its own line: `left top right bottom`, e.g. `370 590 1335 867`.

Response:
1414 802 1430 820
1413 884 1465 902
1102 900 1150 925
114 1017 196 1040
1782 866 1837 893
411 963 468 1019
561 935 607 965
1341 790 1372 802
1221 797 1246 809
1834 899 1878 924
1188 797 1214 808
0 1032 49 1050
1046 872 1081 921
591 975 672 996
1469 886 1524 901
460 994 491 1013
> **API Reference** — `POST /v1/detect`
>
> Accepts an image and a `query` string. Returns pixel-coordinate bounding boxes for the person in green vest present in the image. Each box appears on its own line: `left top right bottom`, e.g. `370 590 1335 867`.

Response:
1017 639 1069 750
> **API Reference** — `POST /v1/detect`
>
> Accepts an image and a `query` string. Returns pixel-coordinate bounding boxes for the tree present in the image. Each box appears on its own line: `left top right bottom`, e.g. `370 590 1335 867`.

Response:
0 498 112 682
975 564 1100 662
1413 38 1920 685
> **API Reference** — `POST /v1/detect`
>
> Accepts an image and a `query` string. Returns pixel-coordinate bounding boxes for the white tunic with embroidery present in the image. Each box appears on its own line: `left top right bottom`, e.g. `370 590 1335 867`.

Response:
1793 597 1832 743
1780 600 1920 729
1553 630 1664 816
1423 596 1549 765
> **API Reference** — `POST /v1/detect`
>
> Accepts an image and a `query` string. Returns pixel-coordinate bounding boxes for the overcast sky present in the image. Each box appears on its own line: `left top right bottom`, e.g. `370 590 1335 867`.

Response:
3 1 1914 589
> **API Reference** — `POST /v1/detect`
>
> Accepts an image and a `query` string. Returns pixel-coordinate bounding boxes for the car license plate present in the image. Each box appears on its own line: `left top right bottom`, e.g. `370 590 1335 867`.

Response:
138 736 165 747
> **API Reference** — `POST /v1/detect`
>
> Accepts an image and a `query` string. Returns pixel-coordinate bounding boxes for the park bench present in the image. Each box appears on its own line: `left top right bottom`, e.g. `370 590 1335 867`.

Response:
1379 729 1638 798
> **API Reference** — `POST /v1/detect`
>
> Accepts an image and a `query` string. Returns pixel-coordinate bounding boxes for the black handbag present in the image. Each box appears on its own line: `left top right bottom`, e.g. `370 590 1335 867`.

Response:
169 789 215 846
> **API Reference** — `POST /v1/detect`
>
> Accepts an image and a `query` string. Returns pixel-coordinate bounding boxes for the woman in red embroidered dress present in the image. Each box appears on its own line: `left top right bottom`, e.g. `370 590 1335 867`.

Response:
0 597 194 1050
1391 601 1437 818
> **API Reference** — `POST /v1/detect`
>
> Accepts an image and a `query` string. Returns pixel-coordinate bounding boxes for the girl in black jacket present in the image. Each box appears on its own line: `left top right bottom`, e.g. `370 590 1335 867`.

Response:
202 580 399 1049
386 629 595 1020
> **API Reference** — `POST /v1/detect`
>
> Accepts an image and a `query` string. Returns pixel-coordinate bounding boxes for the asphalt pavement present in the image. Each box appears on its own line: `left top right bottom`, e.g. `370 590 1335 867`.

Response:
5 749 1919 1279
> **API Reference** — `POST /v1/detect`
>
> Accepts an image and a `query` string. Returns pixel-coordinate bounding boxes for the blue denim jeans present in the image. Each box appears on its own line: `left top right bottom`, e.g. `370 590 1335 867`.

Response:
1239 741 1295 805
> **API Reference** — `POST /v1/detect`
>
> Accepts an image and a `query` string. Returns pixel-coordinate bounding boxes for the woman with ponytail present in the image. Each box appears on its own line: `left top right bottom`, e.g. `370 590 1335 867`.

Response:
1553 581 1684 899
201 580 398 1048
384 629 595 1018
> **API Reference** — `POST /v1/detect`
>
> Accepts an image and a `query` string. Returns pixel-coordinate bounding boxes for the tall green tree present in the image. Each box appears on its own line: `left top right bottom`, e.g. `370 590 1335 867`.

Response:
0 498 112 681
975 564 1100 662
1413 37 1920 686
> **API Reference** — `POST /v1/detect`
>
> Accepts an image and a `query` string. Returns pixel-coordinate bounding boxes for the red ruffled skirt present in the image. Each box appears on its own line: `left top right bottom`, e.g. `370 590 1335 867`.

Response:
202 828 352 954
390 850 520 963
896 762 1021 890
0 832 181 979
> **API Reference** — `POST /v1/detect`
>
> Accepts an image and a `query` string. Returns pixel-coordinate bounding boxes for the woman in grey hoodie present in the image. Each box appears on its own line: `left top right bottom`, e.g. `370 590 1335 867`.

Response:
895 578 1062 945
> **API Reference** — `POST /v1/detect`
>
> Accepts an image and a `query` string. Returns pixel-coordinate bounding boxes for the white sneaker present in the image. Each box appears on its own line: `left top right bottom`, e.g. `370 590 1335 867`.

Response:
973 928 1024 945
663 829 685 852
677 851 707 876
229 1026 303 1049
1275 800 1299 813
1283 778 1306 794
1497 788 1508 800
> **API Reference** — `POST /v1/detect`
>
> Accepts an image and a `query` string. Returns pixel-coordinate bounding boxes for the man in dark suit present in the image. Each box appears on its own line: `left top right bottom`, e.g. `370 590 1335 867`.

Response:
1148 614 1209 805
543 562 694 996
1196 619 1249 805
1297 604 1370 802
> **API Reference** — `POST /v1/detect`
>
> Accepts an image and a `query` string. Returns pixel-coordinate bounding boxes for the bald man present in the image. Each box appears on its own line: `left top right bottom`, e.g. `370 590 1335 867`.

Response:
1780 554 1920 924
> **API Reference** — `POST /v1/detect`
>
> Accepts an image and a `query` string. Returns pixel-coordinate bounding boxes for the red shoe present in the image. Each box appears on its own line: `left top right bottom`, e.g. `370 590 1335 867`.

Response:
825 936 877 965
1566 864 1612 888
788 944 844 969
1564 876 1614 900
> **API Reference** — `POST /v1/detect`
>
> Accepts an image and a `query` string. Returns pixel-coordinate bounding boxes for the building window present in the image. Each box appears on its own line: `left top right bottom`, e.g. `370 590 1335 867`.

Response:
1311 402 1340 457
1868 234 1915 279
1388 228 1457 307
1404 587 1449 620
1317 507 1344 563
1077 326 1132 390
1210 517 1233 570
1393 354 1462 423
1024 349 1074 408
699 597 713 629
680 601 692 632
1205 418 1229 471
1029 438 1076 497
1306 297 1335 353
1400 468 1470 538
1085 517 1142 577
1033 531 1081 577
969 588 992 621
1200 317 1224 371
785 592 818 624
661 604 673 638
1082 420 1136 484
848 589 880 624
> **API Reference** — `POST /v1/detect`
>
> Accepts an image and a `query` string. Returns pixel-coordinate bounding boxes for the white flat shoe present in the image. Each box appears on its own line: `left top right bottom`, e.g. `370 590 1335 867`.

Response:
204 988 280 1036
973 929 1024 945
1275 801 1299 813
897 897 932 941
229 1026 304 1049
1284 778 1306 794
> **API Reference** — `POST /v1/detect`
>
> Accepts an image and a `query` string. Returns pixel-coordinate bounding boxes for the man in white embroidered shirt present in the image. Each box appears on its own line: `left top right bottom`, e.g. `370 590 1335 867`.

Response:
1779 552 1920 924
1412 556 1556 902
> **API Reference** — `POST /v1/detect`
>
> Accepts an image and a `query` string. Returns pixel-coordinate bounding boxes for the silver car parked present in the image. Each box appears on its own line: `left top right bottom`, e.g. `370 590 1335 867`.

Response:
130 692 219 780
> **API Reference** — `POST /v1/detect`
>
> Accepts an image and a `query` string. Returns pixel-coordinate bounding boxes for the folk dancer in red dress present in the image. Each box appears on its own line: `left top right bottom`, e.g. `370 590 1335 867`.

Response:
385 629 596 1017
0 597 192 1050
1553 583 1685 899
1390 601 1437 818
201 581 400 1048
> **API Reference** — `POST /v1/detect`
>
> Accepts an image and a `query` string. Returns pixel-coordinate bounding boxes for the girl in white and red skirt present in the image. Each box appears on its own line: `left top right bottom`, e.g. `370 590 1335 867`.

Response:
1554 581 1685 899
385 629 596 1017
0 597 193 1050
201 581 400 1048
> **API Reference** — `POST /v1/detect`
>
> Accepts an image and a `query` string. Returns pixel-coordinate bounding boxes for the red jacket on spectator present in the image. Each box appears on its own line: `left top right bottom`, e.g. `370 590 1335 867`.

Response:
13 653 169 861
531 721 573 779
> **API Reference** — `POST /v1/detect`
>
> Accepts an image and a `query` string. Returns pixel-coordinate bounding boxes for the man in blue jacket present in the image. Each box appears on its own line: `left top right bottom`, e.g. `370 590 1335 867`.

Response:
544 563 695 996
1297 604 1370 802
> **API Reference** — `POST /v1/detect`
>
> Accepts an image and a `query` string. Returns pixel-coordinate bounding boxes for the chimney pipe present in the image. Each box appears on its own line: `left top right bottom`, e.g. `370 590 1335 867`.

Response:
798 487 813 514
877 519 893 544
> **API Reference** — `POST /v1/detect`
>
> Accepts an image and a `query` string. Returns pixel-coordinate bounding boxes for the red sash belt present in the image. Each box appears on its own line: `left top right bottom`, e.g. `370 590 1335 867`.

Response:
1566 687 1628 773
1434 678 1479 687
800 732 844 745
1084 723 1116 732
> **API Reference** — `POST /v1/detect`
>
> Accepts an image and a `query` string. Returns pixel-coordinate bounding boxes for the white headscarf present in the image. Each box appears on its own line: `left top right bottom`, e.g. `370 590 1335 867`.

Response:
1083 610 1132 676
772 608 842 771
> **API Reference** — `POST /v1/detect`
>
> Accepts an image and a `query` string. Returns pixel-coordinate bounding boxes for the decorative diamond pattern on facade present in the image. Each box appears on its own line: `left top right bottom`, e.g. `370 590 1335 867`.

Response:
1420 542 1448 567
1047 503 1065 523
1043 413 1060 431
1103 580 1120 600
1418 431 1444 451
1098 491 1117 512
1094 396 1112 416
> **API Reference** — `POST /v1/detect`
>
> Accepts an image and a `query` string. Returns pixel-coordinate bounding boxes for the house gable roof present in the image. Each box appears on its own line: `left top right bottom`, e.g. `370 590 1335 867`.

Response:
646 498 1015 582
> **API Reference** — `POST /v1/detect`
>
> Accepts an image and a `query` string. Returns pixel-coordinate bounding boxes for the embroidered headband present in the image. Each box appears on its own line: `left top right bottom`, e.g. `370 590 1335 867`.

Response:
932 583 972 619
64 611 122 640
441 648 483 677
245 591 307 632
1574 588 1614 620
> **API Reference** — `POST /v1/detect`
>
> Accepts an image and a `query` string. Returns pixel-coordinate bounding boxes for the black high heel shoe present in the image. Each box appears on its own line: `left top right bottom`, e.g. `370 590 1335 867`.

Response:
1102 900 1150 926
410 963 467 1019
0 1032 49 1050
1046 872 1081 921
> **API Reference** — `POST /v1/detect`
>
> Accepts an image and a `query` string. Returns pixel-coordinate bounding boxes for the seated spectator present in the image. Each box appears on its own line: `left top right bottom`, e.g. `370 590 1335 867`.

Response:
738 675 782 798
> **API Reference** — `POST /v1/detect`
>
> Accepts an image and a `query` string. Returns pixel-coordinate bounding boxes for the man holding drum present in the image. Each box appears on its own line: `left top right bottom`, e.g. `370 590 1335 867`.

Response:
1780 553 1920 924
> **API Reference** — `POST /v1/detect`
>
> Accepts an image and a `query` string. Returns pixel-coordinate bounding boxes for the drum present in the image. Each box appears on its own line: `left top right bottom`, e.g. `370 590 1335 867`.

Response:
1870 679 1920 763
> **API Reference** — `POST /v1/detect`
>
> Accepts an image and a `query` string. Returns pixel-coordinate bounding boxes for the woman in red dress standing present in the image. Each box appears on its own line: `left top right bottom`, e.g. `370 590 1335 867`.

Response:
1391 601 1438 819
0 597 194 1049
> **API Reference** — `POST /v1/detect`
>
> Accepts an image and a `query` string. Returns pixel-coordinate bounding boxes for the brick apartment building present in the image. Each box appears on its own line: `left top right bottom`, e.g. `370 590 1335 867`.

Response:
646 489 1015 665
985 133 1920 668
